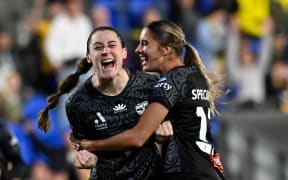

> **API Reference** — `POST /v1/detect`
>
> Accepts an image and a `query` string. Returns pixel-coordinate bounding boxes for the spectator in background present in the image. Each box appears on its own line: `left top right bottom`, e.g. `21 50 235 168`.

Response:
128 7 163 70
0 0 30 39
0 30 18 93
170 0 200 45
33 0 63 94
225 16 274 109
267 29 288 113
90 5 111 28
0 122 29 180
45 0 92 128
195 4 227 70
22 87 79 180
0 29 22 123
271 0 288 35
17 0 63 95
236 0 270 38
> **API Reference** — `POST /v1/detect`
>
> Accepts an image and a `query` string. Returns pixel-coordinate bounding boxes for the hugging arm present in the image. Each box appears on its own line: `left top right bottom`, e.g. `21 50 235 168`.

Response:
72 102 169 152
72 150 97 169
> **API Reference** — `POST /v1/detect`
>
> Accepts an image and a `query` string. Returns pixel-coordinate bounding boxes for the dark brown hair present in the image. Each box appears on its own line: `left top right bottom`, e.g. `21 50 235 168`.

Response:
38 26 125 133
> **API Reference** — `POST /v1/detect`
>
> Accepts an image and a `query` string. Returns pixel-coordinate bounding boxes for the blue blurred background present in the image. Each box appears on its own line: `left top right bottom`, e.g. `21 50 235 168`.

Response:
0 0 288 179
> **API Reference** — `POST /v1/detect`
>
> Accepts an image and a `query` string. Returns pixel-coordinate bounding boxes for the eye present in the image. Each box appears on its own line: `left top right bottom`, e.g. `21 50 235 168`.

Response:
94 45 103 51
108 43 117 48
141 40 148 46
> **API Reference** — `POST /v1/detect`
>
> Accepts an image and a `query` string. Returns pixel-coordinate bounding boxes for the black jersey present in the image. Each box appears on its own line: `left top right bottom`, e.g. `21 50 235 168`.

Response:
0 123 28 180
150 65 220 179
66 69 161 180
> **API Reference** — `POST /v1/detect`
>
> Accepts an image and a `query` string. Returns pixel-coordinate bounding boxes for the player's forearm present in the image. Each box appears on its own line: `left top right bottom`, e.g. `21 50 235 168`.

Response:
80 129 147 151
78 103 168 152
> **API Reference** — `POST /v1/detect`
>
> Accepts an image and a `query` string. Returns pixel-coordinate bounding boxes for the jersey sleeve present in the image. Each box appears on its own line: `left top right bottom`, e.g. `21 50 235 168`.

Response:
150 71 186 110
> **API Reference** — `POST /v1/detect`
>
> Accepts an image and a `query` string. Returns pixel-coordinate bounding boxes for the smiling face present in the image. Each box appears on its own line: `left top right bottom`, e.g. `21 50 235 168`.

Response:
87 30 127 80
135 28 166 73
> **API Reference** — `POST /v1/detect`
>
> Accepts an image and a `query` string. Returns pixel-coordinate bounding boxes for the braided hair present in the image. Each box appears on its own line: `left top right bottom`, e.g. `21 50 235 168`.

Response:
38 26 126 133
38 58 92 132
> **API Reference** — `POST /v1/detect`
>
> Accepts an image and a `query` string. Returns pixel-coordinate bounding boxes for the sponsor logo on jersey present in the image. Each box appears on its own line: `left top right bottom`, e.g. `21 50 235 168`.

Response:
154 80 173 91
94 112 108 130
113 104 127 114
191 89 209 100
135 101 148 115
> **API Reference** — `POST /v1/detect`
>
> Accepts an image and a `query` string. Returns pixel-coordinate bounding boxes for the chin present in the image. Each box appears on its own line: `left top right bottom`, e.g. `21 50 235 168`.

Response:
142 67 150 72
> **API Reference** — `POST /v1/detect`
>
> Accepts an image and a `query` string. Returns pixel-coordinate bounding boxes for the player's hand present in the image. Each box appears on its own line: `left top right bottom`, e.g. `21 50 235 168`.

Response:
154 120 173 143
70 133 81 151
72 149 97 169
70 134 94 151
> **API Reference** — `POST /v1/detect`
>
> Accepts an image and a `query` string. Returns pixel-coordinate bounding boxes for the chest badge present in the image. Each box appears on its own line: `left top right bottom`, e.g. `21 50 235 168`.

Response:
113 104 127 114
94 112 108 130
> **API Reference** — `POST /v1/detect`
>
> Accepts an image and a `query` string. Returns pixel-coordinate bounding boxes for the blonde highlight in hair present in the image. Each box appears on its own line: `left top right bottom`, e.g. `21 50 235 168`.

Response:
146 20 223 115
184 43 223 115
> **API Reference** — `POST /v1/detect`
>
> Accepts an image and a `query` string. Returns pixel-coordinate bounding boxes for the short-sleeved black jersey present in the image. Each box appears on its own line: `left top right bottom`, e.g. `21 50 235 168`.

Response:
66 69 161 180
150 65 219 179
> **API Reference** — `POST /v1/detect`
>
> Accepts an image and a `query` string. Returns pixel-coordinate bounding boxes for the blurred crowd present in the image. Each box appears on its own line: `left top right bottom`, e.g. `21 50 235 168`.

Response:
0 0 288 179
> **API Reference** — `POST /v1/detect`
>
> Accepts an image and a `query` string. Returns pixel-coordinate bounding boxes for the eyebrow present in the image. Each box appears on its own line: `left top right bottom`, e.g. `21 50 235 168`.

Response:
93 40 118 45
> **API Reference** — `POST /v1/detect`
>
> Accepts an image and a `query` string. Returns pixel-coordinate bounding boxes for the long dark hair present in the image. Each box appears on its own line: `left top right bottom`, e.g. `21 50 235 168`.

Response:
38 26 125 133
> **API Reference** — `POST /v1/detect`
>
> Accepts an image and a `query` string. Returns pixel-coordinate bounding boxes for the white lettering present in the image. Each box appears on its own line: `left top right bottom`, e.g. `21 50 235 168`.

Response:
154 82 172 91
191 89 209 100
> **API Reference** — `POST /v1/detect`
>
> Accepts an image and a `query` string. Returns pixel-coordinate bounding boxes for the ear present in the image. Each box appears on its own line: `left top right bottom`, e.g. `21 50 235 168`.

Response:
86 54 91 63
122 47 128 60
161 46 171 56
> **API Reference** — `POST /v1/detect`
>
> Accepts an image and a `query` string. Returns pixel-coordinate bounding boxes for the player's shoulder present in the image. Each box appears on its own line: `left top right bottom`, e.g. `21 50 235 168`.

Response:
67 77 91 103
165 65 199 79
126 68 159 82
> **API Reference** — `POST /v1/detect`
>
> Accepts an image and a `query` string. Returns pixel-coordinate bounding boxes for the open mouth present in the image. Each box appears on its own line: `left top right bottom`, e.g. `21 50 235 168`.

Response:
139 56 148 64
101 59 115 69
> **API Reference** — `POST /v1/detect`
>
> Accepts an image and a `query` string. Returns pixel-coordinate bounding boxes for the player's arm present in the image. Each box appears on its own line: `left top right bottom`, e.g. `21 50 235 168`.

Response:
72 102 168 152
72 150 97 169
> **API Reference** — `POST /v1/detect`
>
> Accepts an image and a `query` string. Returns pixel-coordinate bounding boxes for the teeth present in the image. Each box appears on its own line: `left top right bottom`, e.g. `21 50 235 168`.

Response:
102 59 114 63
140 56 147 61
101 59 115 66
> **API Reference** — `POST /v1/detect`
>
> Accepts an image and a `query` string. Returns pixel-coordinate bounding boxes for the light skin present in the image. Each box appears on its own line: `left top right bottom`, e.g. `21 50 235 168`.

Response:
72 122 173 168
87 30 128 95
136 28 183 73
72 27 182 152
72 29 173 168
72 149 97 169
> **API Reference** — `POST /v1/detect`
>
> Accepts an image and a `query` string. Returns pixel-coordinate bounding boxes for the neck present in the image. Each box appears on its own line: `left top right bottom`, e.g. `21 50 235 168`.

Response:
92 69 129 96
162 58 184 73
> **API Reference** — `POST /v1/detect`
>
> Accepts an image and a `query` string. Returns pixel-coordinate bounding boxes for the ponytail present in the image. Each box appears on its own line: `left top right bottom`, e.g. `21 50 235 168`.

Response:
38 58 92 133
183 43 223 115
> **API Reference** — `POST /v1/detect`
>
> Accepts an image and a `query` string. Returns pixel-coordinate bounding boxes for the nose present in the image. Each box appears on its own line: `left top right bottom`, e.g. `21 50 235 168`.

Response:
135 44 142 54
102 46 109 54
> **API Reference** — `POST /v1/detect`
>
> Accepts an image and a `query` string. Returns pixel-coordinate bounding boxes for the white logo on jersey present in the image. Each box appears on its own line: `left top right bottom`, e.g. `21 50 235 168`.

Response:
154 82 172 91
135 101 148 115
94 112 108 130
191 89 209 100
113 104 127 114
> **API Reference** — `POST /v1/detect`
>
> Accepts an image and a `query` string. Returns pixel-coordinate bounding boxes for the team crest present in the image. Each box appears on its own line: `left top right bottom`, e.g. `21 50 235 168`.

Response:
135 101 148 115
